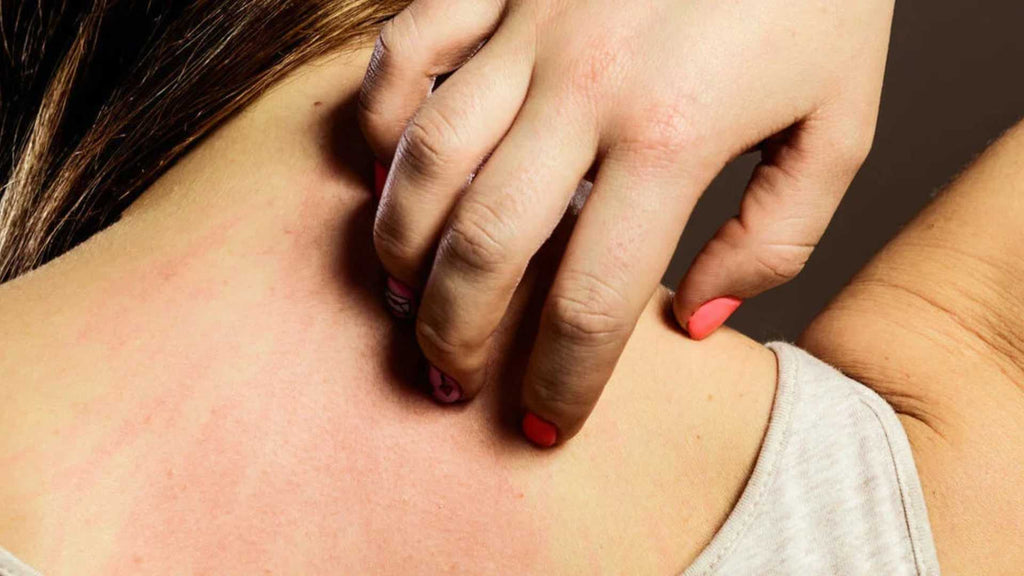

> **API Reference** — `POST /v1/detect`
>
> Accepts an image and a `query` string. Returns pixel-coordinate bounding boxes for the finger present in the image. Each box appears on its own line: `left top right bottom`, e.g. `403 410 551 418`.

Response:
358 0 505 161
374 20 534 296
413 91 598 402
522 150 715 446
674 113 873 339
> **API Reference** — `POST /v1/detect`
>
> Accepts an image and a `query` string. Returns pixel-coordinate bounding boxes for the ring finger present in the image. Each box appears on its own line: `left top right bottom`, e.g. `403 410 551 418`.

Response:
373 19 534 291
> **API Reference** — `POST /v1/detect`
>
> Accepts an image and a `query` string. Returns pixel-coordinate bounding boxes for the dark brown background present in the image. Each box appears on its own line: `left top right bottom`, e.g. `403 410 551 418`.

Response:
663 0 1024 341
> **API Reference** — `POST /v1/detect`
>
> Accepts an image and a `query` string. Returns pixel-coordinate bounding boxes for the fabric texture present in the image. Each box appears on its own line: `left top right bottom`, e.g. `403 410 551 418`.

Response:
682 342 940 576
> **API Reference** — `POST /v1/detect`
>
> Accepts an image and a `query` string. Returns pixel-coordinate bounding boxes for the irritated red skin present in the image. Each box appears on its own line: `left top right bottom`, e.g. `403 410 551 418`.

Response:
0 180 548 575
0 51 781 575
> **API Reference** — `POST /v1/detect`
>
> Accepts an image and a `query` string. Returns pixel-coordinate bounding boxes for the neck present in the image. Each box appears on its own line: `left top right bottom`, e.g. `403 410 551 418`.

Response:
0 48 778 574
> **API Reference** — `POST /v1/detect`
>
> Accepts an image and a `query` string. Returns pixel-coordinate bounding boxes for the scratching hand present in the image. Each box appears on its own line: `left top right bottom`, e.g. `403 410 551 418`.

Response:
360 0 894 446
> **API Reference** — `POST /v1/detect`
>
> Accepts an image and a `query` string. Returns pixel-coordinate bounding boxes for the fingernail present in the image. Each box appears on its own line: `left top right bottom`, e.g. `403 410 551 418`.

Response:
374 161 388 199
521 412 558 448
384 276 416 319
686 297 742 341
428 365 462 404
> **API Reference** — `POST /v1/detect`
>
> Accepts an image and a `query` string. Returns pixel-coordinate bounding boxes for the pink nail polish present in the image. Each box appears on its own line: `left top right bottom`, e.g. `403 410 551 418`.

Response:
384 276 416 319
374 161 388 199
686 297 742 341
429 365 462 404
521 412 558 448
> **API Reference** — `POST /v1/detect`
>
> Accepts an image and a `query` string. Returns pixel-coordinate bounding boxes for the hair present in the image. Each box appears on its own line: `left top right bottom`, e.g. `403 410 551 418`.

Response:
0 0 410 282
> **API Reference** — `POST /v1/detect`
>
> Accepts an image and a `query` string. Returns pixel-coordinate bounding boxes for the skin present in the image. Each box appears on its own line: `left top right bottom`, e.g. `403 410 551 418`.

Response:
801 119 1024 575
359 0 896 444
0 48 1019 574
0 49 776 575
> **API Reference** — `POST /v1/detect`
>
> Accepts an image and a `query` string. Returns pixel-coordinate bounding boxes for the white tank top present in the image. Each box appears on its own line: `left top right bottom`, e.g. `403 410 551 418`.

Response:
0 343 940 575
682 343 940 575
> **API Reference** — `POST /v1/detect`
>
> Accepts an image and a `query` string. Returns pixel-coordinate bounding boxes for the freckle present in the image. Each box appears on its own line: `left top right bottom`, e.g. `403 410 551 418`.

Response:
313 101 323 107
706 394 714 402
516 492 524 499
696 434 702 441
132 554 144 565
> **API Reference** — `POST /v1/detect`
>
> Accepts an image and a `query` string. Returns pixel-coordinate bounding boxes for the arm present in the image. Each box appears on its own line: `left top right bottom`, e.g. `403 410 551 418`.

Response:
800 119 1024 575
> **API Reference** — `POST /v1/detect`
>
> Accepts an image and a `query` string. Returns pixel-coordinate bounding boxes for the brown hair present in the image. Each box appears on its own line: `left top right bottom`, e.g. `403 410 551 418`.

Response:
0 0 409 282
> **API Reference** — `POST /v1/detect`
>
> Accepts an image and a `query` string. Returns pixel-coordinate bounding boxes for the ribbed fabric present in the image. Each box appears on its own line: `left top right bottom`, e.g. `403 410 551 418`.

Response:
682 342 940 575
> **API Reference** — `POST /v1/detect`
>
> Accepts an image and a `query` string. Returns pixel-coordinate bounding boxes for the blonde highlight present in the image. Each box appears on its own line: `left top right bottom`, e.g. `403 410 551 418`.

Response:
0 0 411 281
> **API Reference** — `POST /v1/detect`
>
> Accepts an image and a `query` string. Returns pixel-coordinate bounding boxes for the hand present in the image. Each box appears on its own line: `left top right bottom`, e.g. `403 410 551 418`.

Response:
360 0 894 446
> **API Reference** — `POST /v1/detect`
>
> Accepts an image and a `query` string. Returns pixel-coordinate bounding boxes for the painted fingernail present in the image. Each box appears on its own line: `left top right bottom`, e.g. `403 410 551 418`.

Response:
686 297 742 341
384 276 416 319
521 412 558 448
428 365 462 404
374 161 388 199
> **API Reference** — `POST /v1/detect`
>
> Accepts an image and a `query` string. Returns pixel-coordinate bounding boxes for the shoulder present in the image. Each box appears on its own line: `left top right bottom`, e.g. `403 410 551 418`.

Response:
686 342 941 576
798 123 1024 574
799 257 1024 574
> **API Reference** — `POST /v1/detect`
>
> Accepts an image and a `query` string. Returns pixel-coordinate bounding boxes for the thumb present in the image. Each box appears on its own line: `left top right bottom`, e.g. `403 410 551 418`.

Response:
674 114 872 339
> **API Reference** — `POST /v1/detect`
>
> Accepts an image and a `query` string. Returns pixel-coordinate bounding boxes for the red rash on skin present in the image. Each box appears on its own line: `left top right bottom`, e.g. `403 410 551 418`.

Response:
0 216 243 488
72 212 241 349
13 184 547 573
0 51 788 573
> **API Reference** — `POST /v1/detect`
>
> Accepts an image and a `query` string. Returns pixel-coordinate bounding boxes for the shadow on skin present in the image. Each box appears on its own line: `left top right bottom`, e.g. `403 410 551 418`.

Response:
322 91 619 444
323 93 426 402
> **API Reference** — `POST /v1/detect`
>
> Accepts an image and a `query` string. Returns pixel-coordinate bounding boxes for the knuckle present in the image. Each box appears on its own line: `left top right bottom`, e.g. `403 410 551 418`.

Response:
356 86 383 132
547 272 632 347
619 100 705 166
530 374 596 417
416 314 466 361
712 219 814 286
752 242 814 283
373 22 401 70
563 47 613 99
373 212 418 268
377 11 417 63
830 120 876 169
398 106 461 176
440 201 511 275
549 23 629 102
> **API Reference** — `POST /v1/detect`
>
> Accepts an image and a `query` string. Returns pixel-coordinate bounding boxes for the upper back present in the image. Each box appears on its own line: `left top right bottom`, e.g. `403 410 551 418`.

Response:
0 50 779 574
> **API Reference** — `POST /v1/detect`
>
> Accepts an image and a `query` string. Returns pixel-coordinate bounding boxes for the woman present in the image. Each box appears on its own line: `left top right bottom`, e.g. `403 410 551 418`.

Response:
0 1 1020 574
